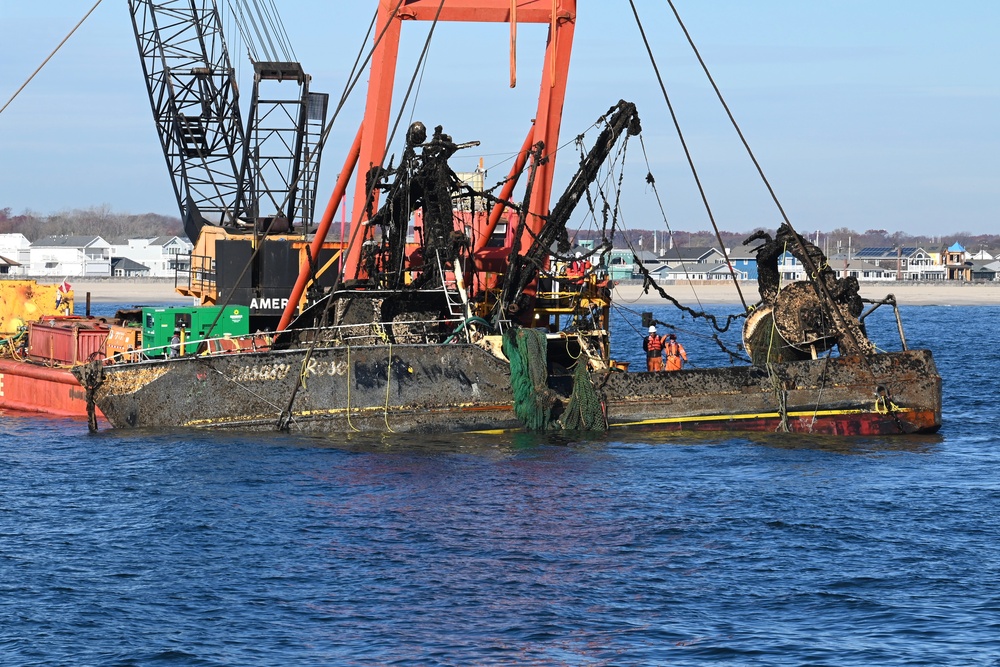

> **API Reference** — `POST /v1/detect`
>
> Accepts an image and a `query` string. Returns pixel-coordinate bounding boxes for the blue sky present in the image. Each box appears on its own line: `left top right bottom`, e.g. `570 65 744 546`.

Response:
1 1 997 237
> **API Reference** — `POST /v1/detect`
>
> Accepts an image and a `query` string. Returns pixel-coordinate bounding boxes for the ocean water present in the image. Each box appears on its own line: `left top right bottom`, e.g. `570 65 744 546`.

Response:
1 303 999 666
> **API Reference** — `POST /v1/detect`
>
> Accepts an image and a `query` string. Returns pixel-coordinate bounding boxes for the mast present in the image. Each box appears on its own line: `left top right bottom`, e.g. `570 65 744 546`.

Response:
343 0 578 282
276 0 578 330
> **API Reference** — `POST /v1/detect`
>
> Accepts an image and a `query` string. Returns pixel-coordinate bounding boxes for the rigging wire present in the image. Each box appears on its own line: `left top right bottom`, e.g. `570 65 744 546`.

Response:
655 0 871 364
0 0 105 118
236 0 268 61
226 1 256 63
662 0 792 239
198 3 393 424
626 0 748 312
382 0 447 183
247 0 282 61
226 0 295 64
267 0 297 61
331 0 449 287
637 134 708 314
613 203 746 337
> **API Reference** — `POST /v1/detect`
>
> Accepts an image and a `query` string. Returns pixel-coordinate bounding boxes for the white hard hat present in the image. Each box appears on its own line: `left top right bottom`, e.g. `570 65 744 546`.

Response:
648 325 656 333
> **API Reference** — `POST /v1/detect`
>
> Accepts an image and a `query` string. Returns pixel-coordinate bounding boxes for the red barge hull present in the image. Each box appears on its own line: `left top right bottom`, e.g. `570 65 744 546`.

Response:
0 358 101 418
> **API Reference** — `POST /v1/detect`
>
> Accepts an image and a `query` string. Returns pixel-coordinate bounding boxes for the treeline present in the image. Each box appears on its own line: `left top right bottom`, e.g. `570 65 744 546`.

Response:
0 206 184 243
2 206 998 254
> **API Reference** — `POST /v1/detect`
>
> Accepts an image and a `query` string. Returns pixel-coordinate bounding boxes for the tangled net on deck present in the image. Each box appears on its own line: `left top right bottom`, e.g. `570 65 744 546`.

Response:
502 327 606 432
502 327 554 431
561 358 607 431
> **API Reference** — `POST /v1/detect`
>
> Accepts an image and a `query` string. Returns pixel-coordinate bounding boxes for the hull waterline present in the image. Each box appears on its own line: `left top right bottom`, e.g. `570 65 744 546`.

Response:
79 344 941 436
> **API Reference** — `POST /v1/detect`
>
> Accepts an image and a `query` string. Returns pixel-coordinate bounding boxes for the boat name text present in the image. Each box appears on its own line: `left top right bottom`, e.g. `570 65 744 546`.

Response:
231 359 348 383
303 358 349 378
232 363 292 383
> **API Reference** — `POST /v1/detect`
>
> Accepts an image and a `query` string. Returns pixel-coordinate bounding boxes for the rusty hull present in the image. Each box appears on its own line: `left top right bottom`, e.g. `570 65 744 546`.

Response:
81 344 941 436
85 344 521 433
600 348 941 435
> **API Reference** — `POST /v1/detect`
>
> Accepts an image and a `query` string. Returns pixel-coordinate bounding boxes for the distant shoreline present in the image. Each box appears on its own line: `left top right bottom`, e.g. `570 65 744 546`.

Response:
19 277 1000 307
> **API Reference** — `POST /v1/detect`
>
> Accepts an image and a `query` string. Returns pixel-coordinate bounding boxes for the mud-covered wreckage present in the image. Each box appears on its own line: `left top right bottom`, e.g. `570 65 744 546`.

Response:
76 98 941 436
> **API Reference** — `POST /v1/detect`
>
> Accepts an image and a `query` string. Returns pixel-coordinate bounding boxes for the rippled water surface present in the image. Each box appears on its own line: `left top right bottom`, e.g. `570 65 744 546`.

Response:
1 305 999 665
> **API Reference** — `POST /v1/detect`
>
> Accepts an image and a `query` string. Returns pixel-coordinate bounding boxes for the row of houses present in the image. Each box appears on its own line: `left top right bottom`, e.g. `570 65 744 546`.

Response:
0 234 193 278
601 243 1000 283
2 231 997 283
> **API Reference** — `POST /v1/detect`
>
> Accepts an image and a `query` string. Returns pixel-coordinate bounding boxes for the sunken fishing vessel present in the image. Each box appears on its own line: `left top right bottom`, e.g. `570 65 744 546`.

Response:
75 1 940 436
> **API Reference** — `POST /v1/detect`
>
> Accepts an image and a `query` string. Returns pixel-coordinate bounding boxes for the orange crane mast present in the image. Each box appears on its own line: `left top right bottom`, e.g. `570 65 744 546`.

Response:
278 0 576 331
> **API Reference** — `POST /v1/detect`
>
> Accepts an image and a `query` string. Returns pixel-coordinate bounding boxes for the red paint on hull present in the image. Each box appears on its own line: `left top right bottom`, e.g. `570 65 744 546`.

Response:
0 358 102 419
614 410 940 436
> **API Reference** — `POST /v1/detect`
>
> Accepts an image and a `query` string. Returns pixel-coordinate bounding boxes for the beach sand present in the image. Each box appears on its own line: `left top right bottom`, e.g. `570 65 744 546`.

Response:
67 280 192 304
62 278 1000 307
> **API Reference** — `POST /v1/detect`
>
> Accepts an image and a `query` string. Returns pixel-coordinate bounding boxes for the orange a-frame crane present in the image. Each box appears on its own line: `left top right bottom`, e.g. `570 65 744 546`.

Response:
278 0 576 331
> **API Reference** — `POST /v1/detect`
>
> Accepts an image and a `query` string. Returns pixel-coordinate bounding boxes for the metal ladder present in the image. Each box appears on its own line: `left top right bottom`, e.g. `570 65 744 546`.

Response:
435 250 468 318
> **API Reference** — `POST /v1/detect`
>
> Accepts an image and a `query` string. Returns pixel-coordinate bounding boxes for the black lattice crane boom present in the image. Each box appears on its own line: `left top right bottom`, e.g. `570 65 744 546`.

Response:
128 0 251 242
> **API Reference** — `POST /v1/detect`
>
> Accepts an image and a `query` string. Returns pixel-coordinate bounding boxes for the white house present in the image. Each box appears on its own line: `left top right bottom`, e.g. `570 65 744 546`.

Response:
650 262 748 282
0 233 30 275
777 250 807 282
854 246 937 280
658 246 728 265
28 236 112 277
111 257 151 278
109 236 193 277
836 259 892 281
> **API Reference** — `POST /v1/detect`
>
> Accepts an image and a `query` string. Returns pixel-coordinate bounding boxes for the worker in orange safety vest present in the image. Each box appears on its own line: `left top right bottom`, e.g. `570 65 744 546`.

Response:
663 333 687 371
642 325 664 372
565 252 591 281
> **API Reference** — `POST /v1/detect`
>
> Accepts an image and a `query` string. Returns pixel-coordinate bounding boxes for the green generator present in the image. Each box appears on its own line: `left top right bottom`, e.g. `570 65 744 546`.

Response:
142 305 250 357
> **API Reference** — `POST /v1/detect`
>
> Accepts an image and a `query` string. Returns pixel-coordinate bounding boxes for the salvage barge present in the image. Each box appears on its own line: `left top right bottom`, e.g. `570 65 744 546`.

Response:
74 1 940 436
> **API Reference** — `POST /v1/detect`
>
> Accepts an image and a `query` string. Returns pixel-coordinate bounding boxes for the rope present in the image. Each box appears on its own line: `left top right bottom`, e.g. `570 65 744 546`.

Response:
561 333 582 360
211 366 288 414
298 356 310 390
345 344 360 432
807 351 835 430
80 358 105 433
443 317 493 344
383 340 396 433
766 363 789 433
